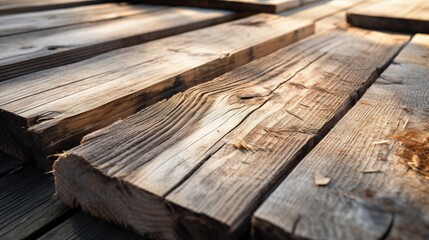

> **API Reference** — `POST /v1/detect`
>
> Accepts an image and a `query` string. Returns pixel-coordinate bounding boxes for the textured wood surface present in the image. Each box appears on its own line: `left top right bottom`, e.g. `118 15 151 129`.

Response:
0 166 73 240
0 3 164 37
0 7 239 81
347 0 429 33
54 28 408 240
38 212 146 240
0 14 313 169
253 34 429 240
0 0 101 15
135 0 302 13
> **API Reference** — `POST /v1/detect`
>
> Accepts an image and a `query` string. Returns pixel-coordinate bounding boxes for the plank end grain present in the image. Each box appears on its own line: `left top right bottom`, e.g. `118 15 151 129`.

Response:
54 28 409 240
252 34 429 240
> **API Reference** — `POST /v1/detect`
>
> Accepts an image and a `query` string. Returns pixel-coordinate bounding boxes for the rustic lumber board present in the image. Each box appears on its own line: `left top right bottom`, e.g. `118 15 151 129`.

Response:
0 3 165 37
0 151 25 177
0 0 101 15
0 165 74 239
253 34 429 240
0 7 241 81
0 14 313 169
136 0 303 13
347 0 429 33
38 212 145 240
54 28 409 239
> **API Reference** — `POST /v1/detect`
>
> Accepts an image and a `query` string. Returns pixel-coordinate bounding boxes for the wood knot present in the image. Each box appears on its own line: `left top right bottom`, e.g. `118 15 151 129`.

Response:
34 111 61 124
235 20 265 27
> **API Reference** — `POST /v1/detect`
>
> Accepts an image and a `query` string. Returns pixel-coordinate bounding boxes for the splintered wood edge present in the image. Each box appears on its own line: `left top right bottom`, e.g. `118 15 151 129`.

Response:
53 153 178 240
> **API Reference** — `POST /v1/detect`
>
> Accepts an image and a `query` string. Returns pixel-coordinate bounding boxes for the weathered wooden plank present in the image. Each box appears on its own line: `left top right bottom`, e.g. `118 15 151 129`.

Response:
54 28 409 239
347 0 429 33
0 3 164 37
135 0 303 13
0 7 241 81
0 165 73 240
0 0 101 15
0 151 25 177
0 14 313 169
38 212 145 240
253 34 429 240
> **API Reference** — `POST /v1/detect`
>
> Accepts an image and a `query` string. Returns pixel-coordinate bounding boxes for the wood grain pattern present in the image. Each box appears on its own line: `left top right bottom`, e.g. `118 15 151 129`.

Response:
0 3 165 37
38 212 145 240
0 0 101 15
54 28 409 240
347 0 429 33
0 7 240 81
0 166 73 240
135 0 303 13
253 34 429 240
0 14 313 169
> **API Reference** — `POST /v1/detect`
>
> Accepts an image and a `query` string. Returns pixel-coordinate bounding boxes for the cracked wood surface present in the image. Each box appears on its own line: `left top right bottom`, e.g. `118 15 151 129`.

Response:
253 34 429 240
0 14 313 169
0 0 101 15
0 3 165 37
347 0 429 33
0 6 240 81
54 28 409 239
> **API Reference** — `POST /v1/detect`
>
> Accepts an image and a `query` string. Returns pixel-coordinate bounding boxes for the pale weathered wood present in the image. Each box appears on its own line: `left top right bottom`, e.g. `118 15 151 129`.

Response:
0 165 73 239
54 28 409 240
0 14 313 169
38 212 145 240
347 0 429 33
253 34 429 240
0 7 241 81
135 0 303 13
0 3 165 37
0 0 101 15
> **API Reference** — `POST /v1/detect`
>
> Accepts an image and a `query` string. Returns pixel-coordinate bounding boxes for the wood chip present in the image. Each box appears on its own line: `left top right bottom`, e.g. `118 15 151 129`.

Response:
371 140 390 145
314 172 331 186
232 139 253 151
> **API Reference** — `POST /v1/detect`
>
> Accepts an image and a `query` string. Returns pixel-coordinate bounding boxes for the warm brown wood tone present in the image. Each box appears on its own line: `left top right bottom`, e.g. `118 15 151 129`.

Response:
135 0 302 13
0 7 241 81
0 0 101 15
54 28 408 240
347 0 429 33
0 14 313 169
253 34 429 240
0 166 73 239
0 3 165 37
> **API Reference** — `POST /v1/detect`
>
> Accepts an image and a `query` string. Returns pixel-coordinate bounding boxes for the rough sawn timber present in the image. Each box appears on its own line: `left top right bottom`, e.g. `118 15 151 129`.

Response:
54 28 409 239
253 34 429 240
0 7 240 81
0 14 314 169
347 0 429 33
0 0 101 15
0 3 164 37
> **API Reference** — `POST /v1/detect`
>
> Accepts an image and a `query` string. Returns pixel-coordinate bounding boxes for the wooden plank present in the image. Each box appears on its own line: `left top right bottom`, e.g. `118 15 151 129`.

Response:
347 0 429 33
0 7 241 81
0 151 25 177
0 3 165 37
38 212 145 240
0 0 101 15
0 14 314 170
53 28 409 240
135 0 303 13
253 34 429 240
0 165 73 239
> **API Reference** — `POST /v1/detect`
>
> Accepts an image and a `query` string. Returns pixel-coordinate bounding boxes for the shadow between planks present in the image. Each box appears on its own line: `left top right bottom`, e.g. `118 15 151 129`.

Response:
54 27 410 239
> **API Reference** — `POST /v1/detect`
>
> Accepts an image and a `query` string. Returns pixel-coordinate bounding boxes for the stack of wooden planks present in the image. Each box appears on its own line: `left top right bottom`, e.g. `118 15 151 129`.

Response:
347 0 429 33
54 28 409 239
0 14 313 169
1 0 428 239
